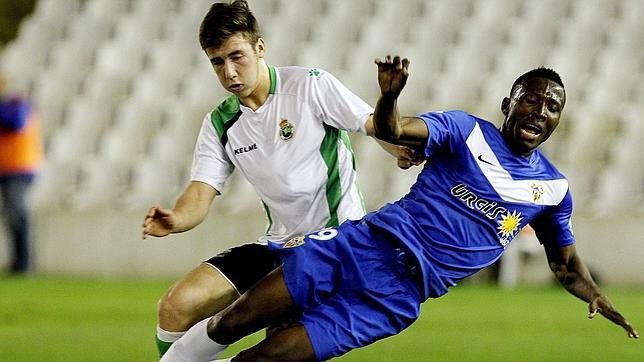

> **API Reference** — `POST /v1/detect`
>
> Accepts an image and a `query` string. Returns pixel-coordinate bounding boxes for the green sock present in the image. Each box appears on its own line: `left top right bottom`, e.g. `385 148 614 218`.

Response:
156 335 173 357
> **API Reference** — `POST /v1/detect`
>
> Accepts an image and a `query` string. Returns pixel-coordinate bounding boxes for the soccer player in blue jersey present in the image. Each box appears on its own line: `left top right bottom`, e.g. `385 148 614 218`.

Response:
161 56 639 361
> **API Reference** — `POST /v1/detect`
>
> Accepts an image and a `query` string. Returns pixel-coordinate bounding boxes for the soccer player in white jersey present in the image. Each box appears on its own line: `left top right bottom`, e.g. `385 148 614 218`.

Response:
159 57 638 361
142 1 418 356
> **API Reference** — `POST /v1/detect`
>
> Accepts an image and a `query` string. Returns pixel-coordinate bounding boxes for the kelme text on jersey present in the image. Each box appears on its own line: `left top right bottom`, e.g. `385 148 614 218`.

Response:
234 143 258 155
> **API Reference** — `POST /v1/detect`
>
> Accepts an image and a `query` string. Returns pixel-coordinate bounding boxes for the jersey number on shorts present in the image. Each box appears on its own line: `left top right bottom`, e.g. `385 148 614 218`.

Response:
309 228 338 241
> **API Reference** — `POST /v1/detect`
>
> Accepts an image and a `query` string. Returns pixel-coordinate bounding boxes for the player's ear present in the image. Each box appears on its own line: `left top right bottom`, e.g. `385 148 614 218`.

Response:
255 38 265 58
501 97 510 116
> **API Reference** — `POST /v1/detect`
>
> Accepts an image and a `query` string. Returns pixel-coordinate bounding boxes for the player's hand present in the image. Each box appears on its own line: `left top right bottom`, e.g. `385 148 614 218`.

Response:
397 146 424 169
142 206 177 239
588 295 639 339
375 55 410 97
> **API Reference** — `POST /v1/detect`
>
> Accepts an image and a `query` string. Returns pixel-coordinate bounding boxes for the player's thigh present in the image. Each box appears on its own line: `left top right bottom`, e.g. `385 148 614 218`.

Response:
205 242 281 294
300 285 421 360
161 243 280 313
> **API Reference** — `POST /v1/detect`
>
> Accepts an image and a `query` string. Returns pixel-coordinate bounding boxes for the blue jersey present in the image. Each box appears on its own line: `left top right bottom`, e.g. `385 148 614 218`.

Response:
364 111 574 299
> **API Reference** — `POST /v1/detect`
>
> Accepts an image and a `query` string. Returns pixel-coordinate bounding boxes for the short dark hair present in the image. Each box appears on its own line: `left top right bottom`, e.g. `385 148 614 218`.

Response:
511 67 564 94
199 0 261 50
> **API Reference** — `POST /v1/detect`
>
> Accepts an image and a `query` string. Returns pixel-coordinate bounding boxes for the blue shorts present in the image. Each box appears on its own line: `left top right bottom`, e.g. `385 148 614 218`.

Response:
269 220 422 361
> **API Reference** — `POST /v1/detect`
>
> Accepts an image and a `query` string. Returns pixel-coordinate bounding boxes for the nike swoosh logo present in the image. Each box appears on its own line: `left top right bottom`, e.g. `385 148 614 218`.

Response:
477 154 495 166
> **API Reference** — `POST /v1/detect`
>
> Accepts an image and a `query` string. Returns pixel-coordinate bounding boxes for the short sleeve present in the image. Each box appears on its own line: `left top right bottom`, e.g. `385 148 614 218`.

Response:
190 113 235 193
309 69 373 134
530 190 575 247
417 110 475 158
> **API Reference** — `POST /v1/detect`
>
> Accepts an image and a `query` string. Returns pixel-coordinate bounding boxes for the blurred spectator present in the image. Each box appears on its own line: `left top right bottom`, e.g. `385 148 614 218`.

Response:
0 71 42 274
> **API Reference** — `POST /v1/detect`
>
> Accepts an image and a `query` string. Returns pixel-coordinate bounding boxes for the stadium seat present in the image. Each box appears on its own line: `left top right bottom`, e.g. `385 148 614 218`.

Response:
262 17 316 66
129 71 179 105
520 0 571 25
32 71 78 138
69 157 129 211
568 0 621 25
98 99 163 165
179 65 228 113
121 158 184 211
46 96 111 166
351 136 397 209
280 0 329 19
83 0 129 19
325 0 378 20
593 142 643 217
470 0 521 24
28 161 78 210
246 0 283 19
34 0 82 23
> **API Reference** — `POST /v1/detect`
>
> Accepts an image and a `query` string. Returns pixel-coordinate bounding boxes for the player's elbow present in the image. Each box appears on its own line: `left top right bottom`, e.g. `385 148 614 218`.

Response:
549 261 571 285
374 125 401 144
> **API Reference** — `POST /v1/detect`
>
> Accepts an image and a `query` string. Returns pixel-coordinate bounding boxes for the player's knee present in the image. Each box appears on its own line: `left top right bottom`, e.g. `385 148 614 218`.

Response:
157 290 196 329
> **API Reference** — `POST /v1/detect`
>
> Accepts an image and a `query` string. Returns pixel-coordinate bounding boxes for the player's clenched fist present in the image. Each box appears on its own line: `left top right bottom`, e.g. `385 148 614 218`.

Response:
142 206 177 239
375 55 410 97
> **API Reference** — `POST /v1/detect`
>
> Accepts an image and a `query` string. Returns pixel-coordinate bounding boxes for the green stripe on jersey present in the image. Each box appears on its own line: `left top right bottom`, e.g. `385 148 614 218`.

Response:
339 131 366 212
210 95 241 141
268 65 277 94
320 125 345 227
261 201 273 234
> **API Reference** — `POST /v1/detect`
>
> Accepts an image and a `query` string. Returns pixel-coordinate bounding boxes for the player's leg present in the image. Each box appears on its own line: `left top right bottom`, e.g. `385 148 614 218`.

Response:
156 264 239 354
208 266 294 344
232 325 315 362
1 175 32 273
162 266 297 361
156 243 279 356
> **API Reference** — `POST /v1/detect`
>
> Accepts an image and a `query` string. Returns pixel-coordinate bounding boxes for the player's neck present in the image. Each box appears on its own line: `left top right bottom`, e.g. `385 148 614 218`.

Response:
239 61 270 112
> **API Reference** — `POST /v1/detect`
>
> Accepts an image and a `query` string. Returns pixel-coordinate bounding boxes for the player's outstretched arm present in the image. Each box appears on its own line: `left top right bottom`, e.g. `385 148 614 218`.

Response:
373 55 428 150
364 117 424 169
142 181 218 239
543 242 639 339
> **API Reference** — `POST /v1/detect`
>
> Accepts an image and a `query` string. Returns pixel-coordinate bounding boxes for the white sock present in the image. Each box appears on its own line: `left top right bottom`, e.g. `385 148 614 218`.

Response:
160 318 229 361
211 359 233 362
157 325 186 343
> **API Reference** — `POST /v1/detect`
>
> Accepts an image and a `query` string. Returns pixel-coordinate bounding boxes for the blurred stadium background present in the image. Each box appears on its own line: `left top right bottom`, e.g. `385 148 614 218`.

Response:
0 0 642 360
0 0 644 361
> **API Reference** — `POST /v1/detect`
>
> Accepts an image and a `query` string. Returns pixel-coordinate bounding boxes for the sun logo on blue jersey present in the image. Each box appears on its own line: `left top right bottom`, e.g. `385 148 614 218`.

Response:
497 210 523 247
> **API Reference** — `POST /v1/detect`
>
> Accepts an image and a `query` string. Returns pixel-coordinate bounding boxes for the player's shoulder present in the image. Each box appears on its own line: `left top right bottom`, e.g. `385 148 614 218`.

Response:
419 110 482 135
420 110 478 123
532 149 567 180
206 95 241 138
275 65 334 87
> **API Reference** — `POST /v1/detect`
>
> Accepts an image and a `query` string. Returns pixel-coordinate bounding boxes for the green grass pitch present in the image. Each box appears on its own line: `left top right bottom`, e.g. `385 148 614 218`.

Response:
0 276 641 361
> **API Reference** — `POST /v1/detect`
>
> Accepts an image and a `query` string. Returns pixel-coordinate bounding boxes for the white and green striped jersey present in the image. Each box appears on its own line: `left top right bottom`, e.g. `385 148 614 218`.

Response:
191 66 373 243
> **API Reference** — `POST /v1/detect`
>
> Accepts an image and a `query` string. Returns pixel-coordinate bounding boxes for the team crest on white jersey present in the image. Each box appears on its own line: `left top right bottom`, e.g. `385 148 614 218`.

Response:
531 182 544 203
283 235 305 248
279 119 294 140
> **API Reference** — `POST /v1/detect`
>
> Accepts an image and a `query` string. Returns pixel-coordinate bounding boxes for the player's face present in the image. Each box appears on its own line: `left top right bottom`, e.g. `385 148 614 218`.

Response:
205 33 265 99
501 78 565 156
